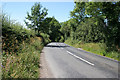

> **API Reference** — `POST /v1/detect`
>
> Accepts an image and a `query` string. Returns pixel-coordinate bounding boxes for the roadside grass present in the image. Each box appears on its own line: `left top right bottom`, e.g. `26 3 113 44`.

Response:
2 14 46 78
0 57 2 80
65 39 119 61
2 37 43 78
0 37 2 80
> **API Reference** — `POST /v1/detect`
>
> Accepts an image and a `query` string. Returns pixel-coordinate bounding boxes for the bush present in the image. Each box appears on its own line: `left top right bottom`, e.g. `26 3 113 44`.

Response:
2 14 36 54
40 33 51 45
2 14 44 78
59 36 64 42
65 39 119 61
2 38 43 78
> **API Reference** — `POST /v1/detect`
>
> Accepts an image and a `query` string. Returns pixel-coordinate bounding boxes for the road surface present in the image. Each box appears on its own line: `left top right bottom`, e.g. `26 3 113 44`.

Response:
41 42 119 78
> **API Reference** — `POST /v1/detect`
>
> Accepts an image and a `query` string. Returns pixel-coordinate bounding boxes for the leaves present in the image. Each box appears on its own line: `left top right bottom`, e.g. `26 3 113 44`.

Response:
42 17 61 42
61 2 120 51
25 2 48 33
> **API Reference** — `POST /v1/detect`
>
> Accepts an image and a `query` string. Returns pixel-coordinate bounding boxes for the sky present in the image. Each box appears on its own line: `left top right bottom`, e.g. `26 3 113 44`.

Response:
2 2 75 27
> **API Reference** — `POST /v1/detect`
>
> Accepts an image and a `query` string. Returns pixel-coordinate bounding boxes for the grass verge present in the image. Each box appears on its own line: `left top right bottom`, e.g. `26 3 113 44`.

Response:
2 37 43 78
65 39 119 61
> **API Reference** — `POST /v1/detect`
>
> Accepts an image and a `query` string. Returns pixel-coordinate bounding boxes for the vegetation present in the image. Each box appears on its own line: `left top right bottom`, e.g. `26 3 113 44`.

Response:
42 17 61 42
24 3 61 42
65 39 119 61
1 2 61 78
2 13 44 78
2 38 43 78
24 2 48 34
1 1 120 79
60 2 120 61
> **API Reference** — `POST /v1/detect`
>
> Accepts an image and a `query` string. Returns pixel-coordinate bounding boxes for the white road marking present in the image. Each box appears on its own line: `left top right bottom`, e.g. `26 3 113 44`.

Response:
66 51 94 66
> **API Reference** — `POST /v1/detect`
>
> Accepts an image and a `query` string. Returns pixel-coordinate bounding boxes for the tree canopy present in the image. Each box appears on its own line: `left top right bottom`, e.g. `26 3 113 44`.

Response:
60 2 120 51
42 17 61 42
24 2 48 33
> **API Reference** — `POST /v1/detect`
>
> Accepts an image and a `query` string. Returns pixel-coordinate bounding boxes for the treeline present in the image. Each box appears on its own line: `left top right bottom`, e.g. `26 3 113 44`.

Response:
23 2 120 59
24 2 120 53
24 3 62 43
1 2 120 78
60 2 120 52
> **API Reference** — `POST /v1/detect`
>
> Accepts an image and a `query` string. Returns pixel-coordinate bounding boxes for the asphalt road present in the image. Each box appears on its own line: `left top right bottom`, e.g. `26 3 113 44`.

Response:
43 42 119 78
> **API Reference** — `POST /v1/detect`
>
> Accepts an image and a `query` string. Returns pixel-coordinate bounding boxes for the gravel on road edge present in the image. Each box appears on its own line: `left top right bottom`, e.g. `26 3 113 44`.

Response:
39 49 54 78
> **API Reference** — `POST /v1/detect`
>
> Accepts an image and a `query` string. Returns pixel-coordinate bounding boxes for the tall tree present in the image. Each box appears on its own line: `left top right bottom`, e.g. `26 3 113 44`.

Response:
70 2 86 24
24 2 48 34
85 2 120 50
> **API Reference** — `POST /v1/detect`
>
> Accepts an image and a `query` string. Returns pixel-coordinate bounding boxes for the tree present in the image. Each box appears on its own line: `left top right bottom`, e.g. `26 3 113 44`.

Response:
75 17 105 43
24 2 48 34
60 21 71 40
85 2 120 51
42 17 61 42
70 2 86 24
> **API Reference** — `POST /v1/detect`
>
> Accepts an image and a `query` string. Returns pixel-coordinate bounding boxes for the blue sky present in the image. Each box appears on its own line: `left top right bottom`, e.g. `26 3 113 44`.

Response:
2 2 75 27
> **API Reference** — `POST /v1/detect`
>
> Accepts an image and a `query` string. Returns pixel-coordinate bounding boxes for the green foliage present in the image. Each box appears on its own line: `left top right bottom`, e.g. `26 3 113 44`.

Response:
75 17 105 43
2 38 43 78
25 2 48 33
59 36 64 42
24 3 62 42
61 2 120 61
61 2 120 52
2 14 43 78
42 17 61 42
65 39 119 61
60 22 70 40
85 2 120 51
2 14 35 54
40 33 51 45
85 2 103 16
70 2 86 24
60 18 77 41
